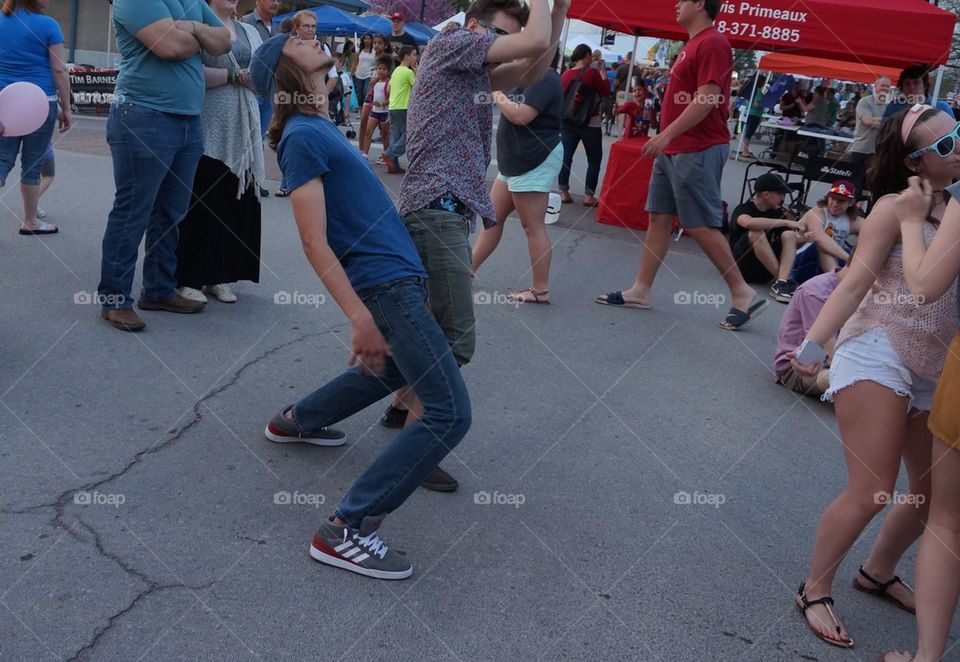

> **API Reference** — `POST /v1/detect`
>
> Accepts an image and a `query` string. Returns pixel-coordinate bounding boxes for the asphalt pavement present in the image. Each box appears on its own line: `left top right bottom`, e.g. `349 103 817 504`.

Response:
0 117 952 661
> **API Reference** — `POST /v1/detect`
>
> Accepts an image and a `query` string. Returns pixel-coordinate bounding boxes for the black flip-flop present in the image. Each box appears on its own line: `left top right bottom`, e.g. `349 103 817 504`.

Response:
718 299 768 331
594 291 650 310
19 226 58 235
274 188 290 198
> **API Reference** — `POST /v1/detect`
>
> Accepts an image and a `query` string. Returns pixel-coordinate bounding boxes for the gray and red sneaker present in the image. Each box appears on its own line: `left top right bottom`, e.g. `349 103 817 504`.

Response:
310 516 413 580
264 408 346 447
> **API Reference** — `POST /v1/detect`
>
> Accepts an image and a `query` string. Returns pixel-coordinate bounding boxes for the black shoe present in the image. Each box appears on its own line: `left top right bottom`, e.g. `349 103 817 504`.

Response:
380 404 408 429
770 279 793 303
420 465 458 492
259 187 269 198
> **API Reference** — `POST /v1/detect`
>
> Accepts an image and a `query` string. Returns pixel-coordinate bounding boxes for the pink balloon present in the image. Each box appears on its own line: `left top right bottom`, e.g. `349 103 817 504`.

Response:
0 82 51 137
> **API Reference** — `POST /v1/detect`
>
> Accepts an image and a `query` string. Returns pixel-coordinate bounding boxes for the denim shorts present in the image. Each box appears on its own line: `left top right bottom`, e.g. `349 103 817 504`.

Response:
497 143 564 193
825 327 937 411
646 143 729 228
0 101 58 185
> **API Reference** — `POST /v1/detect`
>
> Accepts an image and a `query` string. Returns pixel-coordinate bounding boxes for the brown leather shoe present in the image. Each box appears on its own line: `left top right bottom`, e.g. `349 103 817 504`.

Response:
101 308 146 332
137 294 205 314
382 154 405 174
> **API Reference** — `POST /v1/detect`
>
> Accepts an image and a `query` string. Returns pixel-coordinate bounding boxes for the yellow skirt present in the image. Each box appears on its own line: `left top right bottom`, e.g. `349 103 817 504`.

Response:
930 332 960 448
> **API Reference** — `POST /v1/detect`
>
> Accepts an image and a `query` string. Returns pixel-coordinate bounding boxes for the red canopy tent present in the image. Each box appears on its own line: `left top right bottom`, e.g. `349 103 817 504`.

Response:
568 0 956 69
757 54 901 85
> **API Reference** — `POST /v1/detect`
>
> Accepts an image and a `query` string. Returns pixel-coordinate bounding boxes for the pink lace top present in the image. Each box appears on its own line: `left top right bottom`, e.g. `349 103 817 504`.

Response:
837 222 957 381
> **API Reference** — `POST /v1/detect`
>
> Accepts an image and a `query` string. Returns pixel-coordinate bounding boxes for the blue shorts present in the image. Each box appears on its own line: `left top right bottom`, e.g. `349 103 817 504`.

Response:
496 143 563 193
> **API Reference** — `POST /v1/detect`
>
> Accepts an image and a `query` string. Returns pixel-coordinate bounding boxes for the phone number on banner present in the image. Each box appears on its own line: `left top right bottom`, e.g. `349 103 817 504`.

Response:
716 21 801 43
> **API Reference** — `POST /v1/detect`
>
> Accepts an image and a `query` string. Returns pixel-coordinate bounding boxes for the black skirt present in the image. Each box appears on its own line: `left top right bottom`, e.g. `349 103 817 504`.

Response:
176 155 261 288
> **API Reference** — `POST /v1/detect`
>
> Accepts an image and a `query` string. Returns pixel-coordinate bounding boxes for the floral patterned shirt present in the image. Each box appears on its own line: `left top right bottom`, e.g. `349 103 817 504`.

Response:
397 28 499 230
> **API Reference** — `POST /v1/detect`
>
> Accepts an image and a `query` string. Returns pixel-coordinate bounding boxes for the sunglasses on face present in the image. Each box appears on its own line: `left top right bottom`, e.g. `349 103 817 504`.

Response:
477 19 508 36
908 122 960 160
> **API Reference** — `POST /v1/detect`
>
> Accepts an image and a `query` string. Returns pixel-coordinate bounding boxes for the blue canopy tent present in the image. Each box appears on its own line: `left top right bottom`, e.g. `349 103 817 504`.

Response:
353 16 436 45
271 5 370 35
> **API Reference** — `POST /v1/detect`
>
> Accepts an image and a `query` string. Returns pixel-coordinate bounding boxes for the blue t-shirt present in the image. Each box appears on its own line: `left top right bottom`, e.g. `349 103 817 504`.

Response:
112 0 222 116
0 9 64 96
277 114 426 292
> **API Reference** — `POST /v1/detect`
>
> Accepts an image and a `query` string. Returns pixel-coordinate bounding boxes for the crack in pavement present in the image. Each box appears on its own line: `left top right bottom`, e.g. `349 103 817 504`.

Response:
6 326 344 658
66 580 216 662
566 233 586 259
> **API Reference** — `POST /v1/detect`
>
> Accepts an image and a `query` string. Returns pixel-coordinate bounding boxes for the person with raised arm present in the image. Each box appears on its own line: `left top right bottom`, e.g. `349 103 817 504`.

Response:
790 106 960 649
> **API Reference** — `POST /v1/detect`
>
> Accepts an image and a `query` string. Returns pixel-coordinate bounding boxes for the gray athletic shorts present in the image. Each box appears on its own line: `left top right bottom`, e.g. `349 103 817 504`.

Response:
645 143 729 229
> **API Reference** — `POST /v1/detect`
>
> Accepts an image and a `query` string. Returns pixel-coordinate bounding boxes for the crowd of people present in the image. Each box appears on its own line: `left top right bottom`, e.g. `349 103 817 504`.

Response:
2 0 960 659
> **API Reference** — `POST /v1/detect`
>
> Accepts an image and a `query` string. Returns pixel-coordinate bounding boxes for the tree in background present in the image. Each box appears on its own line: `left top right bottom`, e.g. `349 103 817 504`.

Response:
369 0 456 26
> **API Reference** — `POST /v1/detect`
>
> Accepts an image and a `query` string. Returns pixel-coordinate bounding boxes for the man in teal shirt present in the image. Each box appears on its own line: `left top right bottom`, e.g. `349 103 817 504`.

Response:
98 0 230 332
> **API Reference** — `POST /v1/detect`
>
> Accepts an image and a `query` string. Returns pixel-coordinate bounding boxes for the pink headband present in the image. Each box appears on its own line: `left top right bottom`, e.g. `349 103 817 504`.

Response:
901 103 935 146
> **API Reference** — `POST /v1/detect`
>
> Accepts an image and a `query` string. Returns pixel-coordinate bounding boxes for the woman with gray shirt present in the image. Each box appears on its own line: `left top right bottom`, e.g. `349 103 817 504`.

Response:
175 0 265 304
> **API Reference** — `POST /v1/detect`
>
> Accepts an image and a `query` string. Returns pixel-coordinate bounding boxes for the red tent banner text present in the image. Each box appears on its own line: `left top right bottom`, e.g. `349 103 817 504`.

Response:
568 0 957 69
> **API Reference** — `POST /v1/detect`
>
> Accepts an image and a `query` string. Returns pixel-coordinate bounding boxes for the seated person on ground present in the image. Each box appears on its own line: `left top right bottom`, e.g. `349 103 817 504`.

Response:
773 260 850 397
798 180 862 274
729 173 802 303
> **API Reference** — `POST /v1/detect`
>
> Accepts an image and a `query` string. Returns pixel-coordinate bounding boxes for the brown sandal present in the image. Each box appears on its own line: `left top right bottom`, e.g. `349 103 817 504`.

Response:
853 565 915 614
796 582 854 648
507 287 550 305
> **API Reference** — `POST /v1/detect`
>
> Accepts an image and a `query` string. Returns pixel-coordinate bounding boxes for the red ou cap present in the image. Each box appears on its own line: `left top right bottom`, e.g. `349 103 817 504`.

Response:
829 180 857 200
391 12 404 20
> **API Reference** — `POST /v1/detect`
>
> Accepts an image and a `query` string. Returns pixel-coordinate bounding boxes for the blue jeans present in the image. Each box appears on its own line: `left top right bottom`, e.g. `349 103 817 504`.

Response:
385 109 407 161
98 103 203 308
558 122 603 195
289 277 471 528
257 96 272 138
0 101 57 185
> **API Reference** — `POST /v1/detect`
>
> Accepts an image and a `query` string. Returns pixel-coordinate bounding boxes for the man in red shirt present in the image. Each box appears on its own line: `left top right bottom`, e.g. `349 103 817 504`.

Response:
596 0 765 330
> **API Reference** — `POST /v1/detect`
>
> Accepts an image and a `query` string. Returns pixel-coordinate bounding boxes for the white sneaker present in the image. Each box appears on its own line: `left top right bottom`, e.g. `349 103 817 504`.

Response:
204 284 237 303
361 152 369 161
176 286 207 303
36 207 47 219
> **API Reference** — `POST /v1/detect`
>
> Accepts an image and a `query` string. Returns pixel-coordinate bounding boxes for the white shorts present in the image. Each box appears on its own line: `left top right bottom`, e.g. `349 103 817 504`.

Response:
824 327 937 411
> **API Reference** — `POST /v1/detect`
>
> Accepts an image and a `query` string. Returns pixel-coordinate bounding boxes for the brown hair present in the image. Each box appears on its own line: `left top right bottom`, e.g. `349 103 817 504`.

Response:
465 0 530 27
266 54 327 151
2 0 42 15
815 195 860 221
704 0 722 20
570 44 592 67
868 107 940 199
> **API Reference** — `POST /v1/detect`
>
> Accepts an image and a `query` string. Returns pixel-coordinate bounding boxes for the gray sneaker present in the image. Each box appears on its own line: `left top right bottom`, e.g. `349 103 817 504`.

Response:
264 408 346 447
310 516 413 580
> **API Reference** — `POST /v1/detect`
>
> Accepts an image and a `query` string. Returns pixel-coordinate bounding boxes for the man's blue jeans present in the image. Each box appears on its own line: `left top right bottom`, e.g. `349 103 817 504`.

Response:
288 277 471 528
385 109 407 161
98 103 203 308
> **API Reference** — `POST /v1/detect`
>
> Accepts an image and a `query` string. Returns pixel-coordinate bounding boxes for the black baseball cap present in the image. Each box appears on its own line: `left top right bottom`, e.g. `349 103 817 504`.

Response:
755 173 791 194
